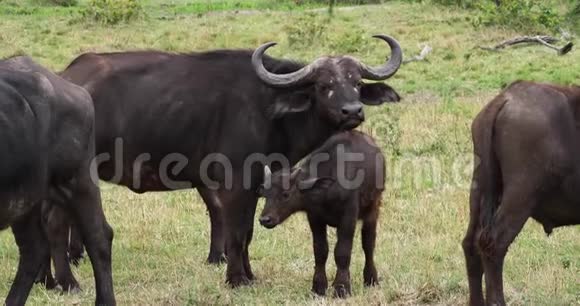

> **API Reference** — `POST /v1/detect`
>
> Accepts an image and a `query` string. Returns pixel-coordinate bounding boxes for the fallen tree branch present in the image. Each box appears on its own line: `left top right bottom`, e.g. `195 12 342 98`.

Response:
479 35 573 55
403 45 432 64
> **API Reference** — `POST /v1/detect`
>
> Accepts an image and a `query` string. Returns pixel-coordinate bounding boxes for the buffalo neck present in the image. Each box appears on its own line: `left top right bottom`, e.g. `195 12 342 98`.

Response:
279 110 336 167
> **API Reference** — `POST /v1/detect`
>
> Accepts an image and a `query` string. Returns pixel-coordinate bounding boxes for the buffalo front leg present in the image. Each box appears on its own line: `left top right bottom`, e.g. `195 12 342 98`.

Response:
307 215 328 296
220 189 258 287
462 179 484 306
242 214 255 281
6 208 50 306
333 205 357 298
198 188 227 264
477 184 534 306
361 208 379 287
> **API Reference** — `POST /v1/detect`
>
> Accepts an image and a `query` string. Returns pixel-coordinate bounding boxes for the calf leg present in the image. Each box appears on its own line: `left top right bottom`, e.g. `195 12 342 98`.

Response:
333 205 358 298
462 180 484 306
198 188 227 264
361 208 378 287
307 215 328 296
6 208 50 306
477 185 534 306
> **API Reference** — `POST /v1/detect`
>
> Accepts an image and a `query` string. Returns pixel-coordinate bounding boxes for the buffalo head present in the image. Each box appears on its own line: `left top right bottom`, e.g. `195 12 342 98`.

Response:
258 166 335 229
252 34 402 130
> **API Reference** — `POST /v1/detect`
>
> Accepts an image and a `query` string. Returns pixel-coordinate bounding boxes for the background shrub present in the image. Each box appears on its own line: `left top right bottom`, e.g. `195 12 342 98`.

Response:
40 0 77 6
473 0 562 33
84 0 141 24
284 12 329 48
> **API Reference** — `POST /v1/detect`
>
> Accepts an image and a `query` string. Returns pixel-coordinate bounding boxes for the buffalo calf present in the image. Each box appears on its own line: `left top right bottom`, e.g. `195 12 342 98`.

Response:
465 80 580 306
258 130 385 298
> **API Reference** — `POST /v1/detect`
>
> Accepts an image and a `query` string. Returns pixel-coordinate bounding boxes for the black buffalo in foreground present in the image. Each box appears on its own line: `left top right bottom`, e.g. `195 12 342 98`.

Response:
259 130 385 297
464 80 580 306
47 34 402 288
0 56 115 305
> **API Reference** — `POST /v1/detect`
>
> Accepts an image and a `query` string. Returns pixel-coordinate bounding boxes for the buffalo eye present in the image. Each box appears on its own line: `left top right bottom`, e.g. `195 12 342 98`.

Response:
281 191 290 200
256 185 265 196
317 84 331 93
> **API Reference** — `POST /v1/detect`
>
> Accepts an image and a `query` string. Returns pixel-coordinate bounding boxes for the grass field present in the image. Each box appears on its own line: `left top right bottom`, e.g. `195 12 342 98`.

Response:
0 1 579 305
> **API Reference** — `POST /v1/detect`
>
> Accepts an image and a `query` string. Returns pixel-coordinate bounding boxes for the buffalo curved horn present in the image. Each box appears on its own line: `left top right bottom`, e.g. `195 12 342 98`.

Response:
263 165 272 187
252 42 320 87
359 34 403 81
290 167 302 179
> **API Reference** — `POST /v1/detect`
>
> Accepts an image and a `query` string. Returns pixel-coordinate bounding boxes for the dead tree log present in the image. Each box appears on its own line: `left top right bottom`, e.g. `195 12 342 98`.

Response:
403 45 432 64
480 35 574 55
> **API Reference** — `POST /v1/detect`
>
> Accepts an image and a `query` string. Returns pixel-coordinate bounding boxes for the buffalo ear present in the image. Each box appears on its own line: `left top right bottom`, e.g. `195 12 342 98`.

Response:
268 91 312 119
360 82 401 105
298 176 335 192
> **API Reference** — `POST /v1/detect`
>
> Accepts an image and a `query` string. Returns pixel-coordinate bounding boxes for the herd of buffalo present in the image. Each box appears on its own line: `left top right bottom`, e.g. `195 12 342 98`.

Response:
0 32 578 305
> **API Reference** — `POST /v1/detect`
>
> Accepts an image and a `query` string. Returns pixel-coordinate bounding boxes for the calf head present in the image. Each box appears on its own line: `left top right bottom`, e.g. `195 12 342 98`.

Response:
252 35 403 130
258 166 335 229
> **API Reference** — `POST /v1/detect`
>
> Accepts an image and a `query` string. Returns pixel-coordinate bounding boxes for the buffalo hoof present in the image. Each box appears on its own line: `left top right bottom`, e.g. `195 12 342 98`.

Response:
226 275 252 288
333 283 351 299
59 280 81 294
364 277 379 287
311 284 327 296
245 270 255 281
35 270 57 290
363 270 379 287
61 284 82 295
206 253 227 265
41 275 58 290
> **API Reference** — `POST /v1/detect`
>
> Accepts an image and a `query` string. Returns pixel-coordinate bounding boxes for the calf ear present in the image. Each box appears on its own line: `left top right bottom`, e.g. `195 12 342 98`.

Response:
298 176 335 191
360 82 401 105
268 91 312 119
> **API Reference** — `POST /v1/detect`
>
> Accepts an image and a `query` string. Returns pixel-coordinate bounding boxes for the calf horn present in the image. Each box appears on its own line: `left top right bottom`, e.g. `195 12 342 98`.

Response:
358 34 403 81
252 42 321 87
263 165 272 188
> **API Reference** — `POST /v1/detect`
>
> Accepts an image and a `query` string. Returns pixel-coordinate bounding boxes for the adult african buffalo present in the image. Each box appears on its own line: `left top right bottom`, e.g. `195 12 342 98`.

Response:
464 80 580 306
51 35 402 287
0 56 115 305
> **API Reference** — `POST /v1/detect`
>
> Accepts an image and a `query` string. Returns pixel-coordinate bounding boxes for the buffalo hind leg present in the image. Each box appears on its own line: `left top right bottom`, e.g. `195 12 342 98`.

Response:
35 257 56 290
308 215 328 296
43 204 81 292
198 188 227 264
68 176 116 305
6 207 50 306
362 208 379 287
478 184 535 306
463 180 484 306
68 223 85 266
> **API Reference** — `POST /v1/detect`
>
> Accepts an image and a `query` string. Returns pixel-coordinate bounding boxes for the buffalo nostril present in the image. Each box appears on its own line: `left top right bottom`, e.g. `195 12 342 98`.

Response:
342 104 363 116
259 216 271 224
